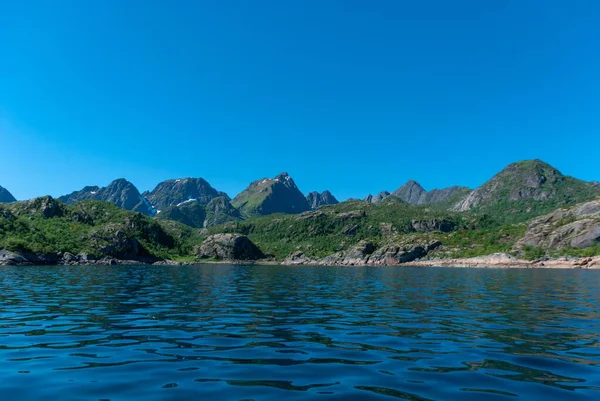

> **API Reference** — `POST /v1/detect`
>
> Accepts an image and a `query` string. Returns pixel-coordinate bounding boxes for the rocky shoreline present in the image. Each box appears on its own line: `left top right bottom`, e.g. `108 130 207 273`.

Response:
2 248 598 269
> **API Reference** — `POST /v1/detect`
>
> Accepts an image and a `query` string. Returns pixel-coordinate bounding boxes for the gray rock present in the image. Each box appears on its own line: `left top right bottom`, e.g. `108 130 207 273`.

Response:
283 251 313 265
306 190 339 209
196 234 264 260
391 180 426 204
411 219 456 233
364 191 390 204
515 199 600 250
313 240 441 266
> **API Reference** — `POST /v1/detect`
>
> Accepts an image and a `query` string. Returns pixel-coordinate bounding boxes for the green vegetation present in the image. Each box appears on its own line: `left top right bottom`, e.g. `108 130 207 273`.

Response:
0 198 201 260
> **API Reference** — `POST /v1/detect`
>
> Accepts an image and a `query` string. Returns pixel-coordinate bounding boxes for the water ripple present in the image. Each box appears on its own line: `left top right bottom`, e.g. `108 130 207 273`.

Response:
1 264 600 400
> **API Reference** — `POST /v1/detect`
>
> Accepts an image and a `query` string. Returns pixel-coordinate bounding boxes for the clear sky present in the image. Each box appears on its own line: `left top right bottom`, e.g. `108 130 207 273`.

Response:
1 1 599 201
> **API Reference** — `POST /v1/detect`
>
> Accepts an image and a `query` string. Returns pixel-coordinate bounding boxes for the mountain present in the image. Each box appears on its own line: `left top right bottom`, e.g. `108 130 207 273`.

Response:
391 180 426 204
59 179 154 216
0 186 16 203
231 172 311 217
156 195 241 228
364 191 390 204
144 178 225 210
453 160 600 223
306 190 339 209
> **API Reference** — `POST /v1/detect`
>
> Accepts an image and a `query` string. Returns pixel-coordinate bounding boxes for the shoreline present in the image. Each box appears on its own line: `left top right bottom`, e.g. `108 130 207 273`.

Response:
2 252 599 269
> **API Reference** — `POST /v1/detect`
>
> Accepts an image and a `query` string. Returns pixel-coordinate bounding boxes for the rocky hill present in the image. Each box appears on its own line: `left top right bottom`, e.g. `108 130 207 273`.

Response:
453 160 600 223
306 190 339 209
0 197 199 265
59 179 154 216
144 178 225 210
231 172 311 217
0 186 16 203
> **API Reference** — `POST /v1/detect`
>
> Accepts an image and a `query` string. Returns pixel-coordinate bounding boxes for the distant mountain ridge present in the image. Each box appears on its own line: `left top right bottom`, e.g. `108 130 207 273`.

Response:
59 179 154 216
306 191 339 209
49 159 599 229
365 182 471 208
0 186 17 203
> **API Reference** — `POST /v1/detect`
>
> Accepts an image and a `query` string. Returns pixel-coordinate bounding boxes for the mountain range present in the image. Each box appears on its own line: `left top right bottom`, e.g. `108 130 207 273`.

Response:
2 159 599 227
2 159 600 265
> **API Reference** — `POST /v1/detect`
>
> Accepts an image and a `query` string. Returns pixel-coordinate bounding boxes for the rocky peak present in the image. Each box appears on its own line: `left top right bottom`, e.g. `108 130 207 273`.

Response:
306 190 339 209
145 177 224 210
0 185 16 203
232 172 310 217
391 180 426 204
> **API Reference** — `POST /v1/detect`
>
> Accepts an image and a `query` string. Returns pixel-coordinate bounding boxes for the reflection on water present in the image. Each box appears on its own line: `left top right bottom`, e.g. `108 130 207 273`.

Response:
1 265 599 400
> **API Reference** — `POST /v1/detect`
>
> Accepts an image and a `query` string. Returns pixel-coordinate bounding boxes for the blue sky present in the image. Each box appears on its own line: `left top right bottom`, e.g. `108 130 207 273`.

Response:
1 1 599 201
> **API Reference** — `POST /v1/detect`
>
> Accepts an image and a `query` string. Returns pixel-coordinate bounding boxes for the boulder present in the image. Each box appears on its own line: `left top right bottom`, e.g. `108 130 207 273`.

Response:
196 234 264 260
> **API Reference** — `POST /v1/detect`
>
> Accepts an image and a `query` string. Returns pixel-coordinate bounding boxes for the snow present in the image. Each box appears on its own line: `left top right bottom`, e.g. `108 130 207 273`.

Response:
176 198 197 207
175 179 181 183
90 191 97 195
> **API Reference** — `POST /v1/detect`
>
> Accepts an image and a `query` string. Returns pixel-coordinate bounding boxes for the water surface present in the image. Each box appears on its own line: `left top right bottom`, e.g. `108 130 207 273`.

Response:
1 264 599 400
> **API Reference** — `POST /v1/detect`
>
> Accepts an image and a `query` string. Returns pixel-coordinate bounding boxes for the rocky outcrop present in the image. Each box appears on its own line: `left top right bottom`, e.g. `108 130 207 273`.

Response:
283 251 314 265
285 240 442 266
317 241 376 265
232 172 311 217
10 196 67 218
0 249 59 265
367 241 442 264
144 178 225 210
515 199 600 250
196 234 264 260
0 186 16 203
411 219 456 233
306 190 339 209
59 179 154 216
406 253 529 268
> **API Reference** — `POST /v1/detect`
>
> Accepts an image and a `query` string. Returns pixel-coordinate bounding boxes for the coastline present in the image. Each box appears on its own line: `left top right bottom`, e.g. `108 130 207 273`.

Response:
1 249 599 269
